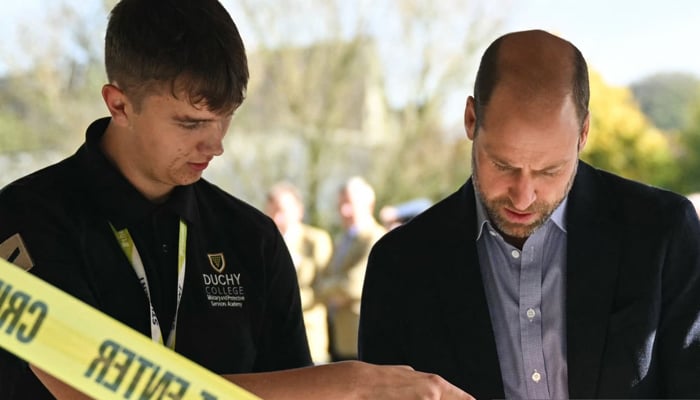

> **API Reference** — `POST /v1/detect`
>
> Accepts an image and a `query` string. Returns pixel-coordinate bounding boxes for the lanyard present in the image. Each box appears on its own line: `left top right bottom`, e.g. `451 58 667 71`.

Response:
111 219 187 349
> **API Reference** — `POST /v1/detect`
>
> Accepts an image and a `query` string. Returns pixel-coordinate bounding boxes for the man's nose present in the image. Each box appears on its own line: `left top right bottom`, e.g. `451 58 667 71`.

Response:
509 174 536 211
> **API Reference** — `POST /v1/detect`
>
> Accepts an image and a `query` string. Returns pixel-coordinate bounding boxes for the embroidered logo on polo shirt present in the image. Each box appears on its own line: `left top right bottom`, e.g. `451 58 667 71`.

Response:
207 252 226 273
202 252 245 308
0 233 34 271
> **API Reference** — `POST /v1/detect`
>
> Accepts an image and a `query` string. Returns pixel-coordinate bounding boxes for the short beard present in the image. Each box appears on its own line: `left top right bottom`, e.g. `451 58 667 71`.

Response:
471 149 577 242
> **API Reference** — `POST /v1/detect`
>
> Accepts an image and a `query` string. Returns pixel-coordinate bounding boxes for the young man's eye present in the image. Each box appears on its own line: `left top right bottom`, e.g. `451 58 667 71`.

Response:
180 122 201 130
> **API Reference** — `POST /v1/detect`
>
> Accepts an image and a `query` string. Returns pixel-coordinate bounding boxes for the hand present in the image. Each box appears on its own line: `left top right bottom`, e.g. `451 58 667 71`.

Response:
339 361 475 400
227 360 475 400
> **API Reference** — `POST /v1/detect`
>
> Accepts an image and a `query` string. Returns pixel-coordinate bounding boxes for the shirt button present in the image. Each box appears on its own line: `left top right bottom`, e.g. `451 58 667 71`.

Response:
526 308 536 320
511 249 520 259
162 244 168 253
532 370 541 383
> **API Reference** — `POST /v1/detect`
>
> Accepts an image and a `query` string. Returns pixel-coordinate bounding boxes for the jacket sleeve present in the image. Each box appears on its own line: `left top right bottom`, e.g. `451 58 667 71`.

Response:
358 235 405 364
0 183 97 399
658 200 700 397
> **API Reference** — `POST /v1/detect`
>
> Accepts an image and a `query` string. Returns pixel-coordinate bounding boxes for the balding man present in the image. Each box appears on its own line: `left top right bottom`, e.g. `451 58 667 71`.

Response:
360 30 700 399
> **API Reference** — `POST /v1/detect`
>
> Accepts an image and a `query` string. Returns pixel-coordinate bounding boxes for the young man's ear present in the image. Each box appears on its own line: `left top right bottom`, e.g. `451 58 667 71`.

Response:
101 84 131 126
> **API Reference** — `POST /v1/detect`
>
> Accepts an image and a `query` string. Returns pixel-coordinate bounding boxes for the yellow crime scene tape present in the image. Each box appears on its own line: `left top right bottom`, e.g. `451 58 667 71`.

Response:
0 257 260 400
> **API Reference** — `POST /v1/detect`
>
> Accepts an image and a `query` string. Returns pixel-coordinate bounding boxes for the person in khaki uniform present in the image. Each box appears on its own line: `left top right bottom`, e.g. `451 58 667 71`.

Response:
265 181 333 364
317 176 386 361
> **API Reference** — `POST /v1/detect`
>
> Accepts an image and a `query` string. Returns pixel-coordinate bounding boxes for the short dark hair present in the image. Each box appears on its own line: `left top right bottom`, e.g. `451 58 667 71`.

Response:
105 0 249 113
473 33 590 130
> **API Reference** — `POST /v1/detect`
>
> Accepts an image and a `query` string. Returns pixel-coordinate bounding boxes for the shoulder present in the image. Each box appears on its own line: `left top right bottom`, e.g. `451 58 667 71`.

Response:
0 155 84 223
352 220 387 247
572 162 691 229
374 183 474 252
191 179 281 240
368 220 388 240
194 180 273 224
1 155 80 198
301 224 332 242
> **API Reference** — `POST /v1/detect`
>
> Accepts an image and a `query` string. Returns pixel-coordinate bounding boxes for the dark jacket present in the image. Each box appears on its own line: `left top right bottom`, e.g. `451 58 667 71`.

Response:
359 161 700 399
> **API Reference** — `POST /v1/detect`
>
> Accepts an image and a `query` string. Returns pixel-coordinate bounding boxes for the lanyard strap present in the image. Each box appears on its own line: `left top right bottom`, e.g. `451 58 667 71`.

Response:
110 219 187 349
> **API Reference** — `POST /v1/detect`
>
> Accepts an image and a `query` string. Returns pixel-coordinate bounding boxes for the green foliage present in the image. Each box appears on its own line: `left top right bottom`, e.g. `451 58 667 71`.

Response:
0 66 98 154
672 103 700 193
370 106 472 213
582 71 679 188
630 72 700 132
0 75 57 152
0 113 41 152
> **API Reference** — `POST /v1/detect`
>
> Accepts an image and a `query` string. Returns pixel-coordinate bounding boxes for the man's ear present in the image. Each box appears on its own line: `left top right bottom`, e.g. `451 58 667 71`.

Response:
578 111 590 152
101 84 131 127
465 96 477 141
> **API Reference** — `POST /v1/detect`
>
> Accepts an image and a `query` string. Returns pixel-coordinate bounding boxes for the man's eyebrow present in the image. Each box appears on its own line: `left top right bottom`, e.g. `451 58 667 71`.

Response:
487 153 516 168
488 154 568 172
533 161 567 172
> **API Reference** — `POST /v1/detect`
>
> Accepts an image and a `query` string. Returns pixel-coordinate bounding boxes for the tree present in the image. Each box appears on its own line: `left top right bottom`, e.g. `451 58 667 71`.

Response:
0 1 108 155
582 71 679 189
630 72 700 132
217 0 508 227
671 100 700 194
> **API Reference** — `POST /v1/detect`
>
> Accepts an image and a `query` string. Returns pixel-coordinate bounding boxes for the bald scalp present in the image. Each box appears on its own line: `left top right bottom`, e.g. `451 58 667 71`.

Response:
498 30 573 104
473 29 589 129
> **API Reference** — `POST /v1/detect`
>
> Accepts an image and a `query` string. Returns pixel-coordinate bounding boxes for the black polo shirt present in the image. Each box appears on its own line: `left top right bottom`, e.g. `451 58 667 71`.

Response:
0 117 311 399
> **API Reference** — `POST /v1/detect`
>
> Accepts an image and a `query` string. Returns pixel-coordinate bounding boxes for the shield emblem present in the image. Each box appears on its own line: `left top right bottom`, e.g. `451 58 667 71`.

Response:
0 233 34 271
207 253 226 273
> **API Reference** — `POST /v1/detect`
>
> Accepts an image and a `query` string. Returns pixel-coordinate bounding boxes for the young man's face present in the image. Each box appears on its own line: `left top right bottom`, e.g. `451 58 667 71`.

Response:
465 86 587 246
123 90 233 196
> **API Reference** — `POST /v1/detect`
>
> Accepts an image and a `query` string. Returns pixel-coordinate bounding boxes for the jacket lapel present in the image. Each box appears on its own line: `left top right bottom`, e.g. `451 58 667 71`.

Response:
566 162 621 398
435 182 504 398
434 164 620 397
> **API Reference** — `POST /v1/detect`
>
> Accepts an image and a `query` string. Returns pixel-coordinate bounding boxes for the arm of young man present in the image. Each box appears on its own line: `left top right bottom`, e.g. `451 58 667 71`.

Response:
31 362 475 400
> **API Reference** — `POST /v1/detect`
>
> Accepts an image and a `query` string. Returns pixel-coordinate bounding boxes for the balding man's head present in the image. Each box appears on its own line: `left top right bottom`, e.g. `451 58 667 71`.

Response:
473 30 589 132
464 30 589 249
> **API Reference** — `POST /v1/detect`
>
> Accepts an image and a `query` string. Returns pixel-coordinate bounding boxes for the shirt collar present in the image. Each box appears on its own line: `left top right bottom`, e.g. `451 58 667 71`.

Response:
474 186 568 241
81 117 201 229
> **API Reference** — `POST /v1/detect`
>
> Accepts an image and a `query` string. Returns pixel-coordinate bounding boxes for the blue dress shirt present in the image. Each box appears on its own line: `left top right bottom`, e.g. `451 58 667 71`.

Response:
475 193 569 399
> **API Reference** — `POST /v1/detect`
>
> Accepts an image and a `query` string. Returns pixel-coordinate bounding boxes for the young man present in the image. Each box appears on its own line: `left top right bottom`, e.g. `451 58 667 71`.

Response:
359 29 700 399
0 1 472 399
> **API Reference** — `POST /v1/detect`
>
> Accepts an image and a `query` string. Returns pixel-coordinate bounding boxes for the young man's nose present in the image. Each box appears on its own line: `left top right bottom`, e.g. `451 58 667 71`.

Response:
199 127 225 156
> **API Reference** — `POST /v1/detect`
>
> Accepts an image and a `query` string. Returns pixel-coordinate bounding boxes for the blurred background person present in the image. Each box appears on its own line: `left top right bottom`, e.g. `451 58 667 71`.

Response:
265 181 333 364
316 176 386 361
379 197 433 230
